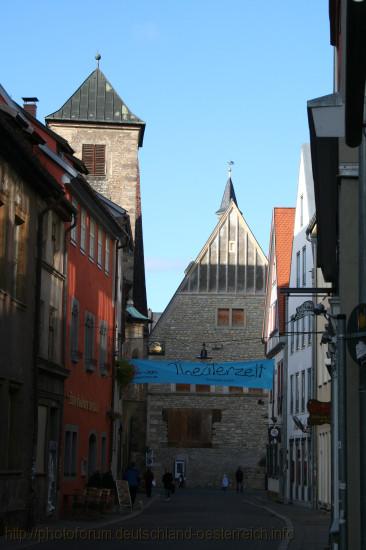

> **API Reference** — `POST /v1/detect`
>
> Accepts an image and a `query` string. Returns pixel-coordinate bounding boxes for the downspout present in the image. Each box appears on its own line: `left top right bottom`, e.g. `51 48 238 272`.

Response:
57 203 77 512
306 229 317 509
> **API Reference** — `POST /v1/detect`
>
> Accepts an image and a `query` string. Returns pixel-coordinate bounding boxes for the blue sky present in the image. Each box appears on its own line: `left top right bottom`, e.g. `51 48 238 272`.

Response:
1 1 333 312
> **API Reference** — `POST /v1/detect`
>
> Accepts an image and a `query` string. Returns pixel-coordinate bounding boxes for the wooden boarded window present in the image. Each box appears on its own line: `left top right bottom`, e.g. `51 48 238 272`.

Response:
196 385 210 392
176 384 190 392
165 408 213 448
82 144 106 176
232 308 245 326
217 308 230 326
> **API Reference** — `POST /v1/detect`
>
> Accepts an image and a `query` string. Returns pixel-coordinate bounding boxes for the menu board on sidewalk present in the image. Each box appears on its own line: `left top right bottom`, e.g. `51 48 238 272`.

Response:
115 480 132 512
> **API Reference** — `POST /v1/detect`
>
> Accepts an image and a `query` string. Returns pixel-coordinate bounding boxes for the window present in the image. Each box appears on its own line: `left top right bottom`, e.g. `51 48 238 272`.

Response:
101 434 107 473
35 405 47 473
48 306 57 361
232 308 245 326
80 209 86 252
217 308 245 327
296 252 300 287
308 315 312 345
307 368 312 401
295 373 299 413
64 427 78 477
70 199 78 244
196 385 211 392
301 370 305 412
296 320 299 350
89 218 95 260
70 298 80 363
99 321 108 374
302 246 306 287
51 216 60 262
97 227 103 267
82 144 106 176
290 319 294 354
290 375 294 414
176 384 191 392
217 308 230 326
301 316 305 348
85 312 95 371
13 215 26 301
300 194 304 227
105 237 110 275
165 408 213 448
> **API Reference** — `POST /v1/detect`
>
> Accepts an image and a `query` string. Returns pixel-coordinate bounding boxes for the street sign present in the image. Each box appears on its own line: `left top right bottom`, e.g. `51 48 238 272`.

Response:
347 303 366 363
292 300 315 321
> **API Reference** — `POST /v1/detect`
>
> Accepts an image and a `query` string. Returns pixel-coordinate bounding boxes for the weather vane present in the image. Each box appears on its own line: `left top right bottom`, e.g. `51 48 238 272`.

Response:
227 160 234 177
95 52 101 69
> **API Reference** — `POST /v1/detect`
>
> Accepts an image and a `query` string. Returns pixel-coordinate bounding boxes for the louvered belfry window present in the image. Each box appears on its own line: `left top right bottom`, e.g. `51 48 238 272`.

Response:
82 144 106 176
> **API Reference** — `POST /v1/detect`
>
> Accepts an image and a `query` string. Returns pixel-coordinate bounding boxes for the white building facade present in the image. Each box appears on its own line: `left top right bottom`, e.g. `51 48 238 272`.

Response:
286 145 315 505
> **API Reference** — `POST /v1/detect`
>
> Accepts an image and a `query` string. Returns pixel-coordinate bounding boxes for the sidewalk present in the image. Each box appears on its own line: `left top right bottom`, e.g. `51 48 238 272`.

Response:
0 492 159 549
246 491 330 550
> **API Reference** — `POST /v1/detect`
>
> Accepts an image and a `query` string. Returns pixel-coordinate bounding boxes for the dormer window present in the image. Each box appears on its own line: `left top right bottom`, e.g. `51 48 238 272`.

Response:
82 144 106 176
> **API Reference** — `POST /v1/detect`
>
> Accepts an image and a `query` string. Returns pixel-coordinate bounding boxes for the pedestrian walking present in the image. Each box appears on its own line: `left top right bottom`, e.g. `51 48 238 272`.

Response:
162 468 174 501
144 467 154 498
235 466 244 493
221 473 229 491
123 462 141 507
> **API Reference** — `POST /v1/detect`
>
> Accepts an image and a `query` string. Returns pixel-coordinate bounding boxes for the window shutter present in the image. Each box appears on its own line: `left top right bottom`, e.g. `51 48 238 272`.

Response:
95 145 106 176
82 144 95 174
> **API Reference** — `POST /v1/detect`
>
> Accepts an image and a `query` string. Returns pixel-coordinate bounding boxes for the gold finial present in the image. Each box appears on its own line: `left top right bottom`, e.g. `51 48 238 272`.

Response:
95 52 101 68
227 160 234 178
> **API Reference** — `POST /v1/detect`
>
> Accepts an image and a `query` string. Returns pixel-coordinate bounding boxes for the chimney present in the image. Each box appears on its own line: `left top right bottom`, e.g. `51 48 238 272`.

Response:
22 97 39 118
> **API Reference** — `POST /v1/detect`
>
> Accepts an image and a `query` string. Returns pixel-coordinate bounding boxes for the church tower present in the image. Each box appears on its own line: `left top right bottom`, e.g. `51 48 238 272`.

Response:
46 61 147 314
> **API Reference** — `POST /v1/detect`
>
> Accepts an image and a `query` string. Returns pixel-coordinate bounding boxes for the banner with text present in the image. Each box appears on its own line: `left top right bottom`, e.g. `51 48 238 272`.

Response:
130 359 274 388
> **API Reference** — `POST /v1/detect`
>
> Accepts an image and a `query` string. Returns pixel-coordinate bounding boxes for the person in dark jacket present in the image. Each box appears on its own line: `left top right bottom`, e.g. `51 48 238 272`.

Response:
144 468 154 498
123 463 140 506
235 466 244 493
162 469 174 501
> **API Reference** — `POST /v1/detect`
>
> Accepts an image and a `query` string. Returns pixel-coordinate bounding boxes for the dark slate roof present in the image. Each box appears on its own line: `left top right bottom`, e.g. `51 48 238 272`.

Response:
216 177 238 215
46 69 145 144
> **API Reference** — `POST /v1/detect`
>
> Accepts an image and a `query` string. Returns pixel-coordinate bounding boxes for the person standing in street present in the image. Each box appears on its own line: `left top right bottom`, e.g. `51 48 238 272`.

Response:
235 466 244 493
144 467 154 498
162 468 174 501
221 473 229 491
123 462 141 507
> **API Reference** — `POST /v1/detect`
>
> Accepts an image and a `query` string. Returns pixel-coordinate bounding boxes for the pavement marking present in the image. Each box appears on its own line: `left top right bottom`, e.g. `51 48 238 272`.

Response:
242 497 294 550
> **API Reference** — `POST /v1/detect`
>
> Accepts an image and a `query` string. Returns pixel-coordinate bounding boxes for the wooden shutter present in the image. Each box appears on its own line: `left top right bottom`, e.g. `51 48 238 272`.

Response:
95 145 105 176
82 144 95 174
82 144 105 176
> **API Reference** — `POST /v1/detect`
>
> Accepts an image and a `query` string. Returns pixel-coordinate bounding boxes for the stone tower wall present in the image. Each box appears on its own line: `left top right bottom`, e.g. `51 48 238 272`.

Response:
47 122 140 236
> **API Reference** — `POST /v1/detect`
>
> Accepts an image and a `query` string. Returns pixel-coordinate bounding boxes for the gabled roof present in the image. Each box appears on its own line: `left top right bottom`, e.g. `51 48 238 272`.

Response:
46 69 145 145
216 177 238 215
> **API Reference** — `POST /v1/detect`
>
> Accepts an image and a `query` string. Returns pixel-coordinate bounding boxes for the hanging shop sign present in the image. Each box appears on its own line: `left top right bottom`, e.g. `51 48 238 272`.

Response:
130 358 274 389
292 300 315 321
307 399 331 425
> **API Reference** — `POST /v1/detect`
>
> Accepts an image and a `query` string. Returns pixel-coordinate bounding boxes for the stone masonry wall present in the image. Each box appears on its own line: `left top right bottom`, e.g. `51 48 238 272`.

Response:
150 292 265 361
147 392 267 489
47 123 140 237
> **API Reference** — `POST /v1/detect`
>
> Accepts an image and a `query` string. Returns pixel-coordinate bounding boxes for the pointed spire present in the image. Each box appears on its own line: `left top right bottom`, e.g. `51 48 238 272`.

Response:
216 161 238 216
